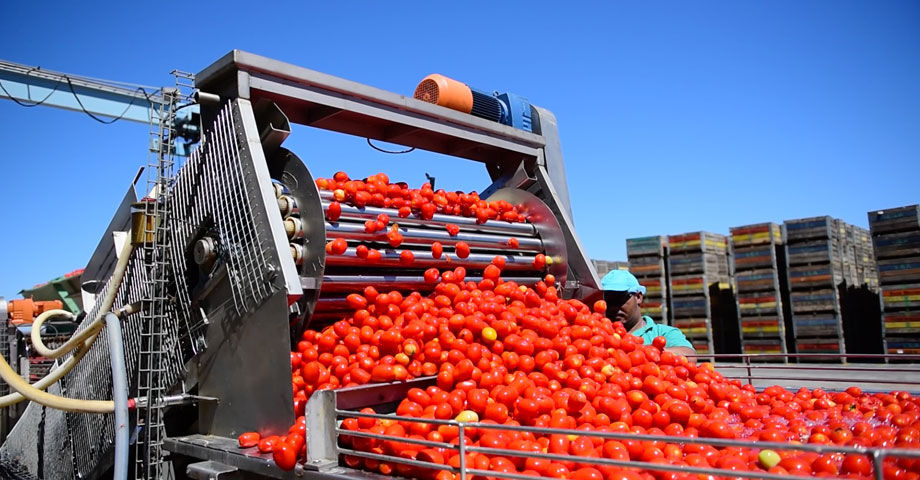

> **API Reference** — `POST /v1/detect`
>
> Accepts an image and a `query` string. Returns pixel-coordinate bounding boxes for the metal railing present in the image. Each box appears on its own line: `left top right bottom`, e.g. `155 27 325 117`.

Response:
697 353 920 391
295 363 920 480
331 407 920 480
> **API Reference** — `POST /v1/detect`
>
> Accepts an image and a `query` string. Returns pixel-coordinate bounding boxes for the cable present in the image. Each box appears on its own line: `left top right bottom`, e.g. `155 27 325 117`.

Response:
64 77 143 125
0 76 63 107
367 138 415 154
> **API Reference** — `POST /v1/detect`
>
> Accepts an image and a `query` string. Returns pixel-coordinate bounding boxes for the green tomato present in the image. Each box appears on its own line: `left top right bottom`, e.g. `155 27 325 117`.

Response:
758 449 781 469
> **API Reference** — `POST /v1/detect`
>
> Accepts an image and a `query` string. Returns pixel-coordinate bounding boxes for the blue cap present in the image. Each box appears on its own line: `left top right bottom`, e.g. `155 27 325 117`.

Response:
601 270 646 294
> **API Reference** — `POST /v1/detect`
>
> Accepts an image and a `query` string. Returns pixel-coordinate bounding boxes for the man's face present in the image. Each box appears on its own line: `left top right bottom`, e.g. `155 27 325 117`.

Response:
606 290 643 325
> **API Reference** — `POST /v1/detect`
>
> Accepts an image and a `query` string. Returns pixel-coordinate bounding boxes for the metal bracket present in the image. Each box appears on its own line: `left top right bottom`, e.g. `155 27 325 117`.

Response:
304 390 338 470
187 460 241 480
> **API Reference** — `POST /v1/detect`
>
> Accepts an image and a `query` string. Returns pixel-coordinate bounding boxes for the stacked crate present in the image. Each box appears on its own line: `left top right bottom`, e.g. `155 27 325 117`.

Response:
852 226 880 291
592 259 630 278
783 216 847 355
868 205 920 355
730 223 788 357
667 232 731 354
625 236 669 325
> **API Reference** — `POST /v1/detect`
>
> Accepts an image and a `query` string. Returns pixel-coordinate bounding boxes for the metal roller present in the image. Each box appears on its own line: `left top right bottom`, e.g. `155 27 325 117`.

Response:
269 151 567 333
324 222 544 251
325 247 540 271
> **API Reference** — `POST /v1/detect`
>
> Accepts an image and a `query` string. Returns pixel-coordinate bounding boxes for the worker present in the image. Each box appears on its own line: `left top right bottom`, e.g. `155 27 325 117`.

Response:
601 270 696 357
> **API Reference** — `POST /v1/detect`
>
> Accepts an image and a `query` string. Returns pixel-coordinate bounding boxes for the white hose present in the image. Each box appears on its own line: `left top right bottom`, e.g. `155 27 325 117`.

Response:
31 238 134 358
0 237 136 412
105 312 129 480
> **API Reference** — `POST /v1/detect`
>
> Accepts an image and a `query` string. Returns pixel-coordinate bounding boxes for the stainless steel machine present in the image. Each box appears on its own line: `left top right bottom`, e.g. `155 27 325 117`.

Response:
0 50 601 479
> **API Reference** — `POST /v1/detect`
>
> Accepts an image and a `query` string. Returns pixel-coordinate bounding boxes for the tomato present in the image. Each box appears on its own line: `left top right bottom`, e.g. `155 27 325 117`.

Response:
445 224 460 236
237 432 260 448
399 250 415 264
258 435 281 453
431 242 443 259
387 226 403 248
454 241 470 259
592 300 606 314
326 238 347 255
652 335 667 351
533 253 546 269
326 201 342 221
272 441 298 470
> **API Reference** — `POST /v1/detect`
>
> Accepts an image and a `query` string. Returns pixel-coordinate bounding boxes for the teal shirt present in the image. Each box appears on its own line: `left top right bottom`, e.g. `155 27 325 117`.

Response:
633 316 695 351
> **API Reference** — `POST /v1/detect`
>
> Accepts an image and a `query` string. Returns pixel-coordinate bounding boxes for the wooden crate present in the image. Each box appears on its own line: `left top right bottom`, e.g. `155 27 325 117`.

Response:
627 255 666 278
730 223 783 248
669 252 730 277
787 264 841 289
885 333 920 354
883 312 920 335
670 275 713 297
592 259 629 278
668 231 728 255
742 338 787 357
789 288 841 314
872 231 920 259
737 293 781 315
626 235 668 257
877 257 920 285
868 205 920 235
881 284 920 311
790 312 843 338
734 269 779 293
795 336 844 354
786 240 839 266
732 246 776 270
739 316 785 338
784 216 838 242
671 295 711 318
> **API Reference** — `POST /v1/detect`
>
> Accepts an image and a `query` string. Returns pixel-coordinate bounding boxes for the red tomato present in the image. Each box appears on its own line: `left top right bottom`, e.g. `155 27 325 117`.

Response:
272 442 298 470
399 250 415 265
387 226 403 248
652 336 667 351
424 268 440 284
533 253 546 269
238 432 260 448
455 241 470 259
326 201 342 221
446 223 460 236
431 242 443 259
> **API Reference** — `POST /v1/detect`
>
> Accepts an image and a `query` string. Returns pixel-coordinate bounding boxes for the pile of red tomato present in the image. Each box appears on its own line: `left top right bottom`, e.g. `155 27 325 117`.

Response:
316 171 528 224
238 172 920 479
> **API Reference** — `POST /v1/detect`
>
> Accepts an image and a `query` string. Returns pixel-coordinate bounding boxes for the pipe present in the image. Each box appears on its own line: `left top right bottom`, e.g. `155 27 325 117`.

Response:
0 341 114 412
0 330 97 407
105 312 129 480
0 237 135 411
31 238 135 358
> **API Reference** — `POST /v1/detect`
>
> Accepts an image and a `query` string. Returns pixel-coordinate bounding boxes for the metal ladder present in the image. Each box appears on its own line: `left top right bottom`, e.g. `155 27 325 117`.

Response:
134 71 194 480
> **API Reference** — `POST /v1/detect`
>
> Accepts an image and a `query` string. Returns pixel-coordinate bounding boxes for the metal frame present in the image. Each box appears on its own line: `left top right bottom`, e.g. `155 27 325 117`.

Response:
194 50 600 301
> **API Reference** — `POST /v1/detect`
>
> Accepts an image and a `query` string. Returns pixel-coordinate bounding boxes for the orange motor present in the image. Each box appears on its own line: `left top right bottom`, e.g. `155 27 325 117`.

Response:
0 297 64 325
414 74 474 114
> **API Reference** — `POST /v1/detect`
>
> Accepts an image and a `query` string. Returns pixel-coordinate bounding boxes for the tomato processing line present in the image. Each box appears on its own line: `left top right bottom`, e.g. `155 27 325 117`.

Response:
0 52 919 480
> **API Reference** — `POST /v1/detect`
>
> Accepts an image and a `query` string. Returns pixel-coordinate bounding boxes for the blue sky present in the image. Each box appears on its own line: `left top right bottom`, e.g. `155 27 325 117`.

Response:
1 2 918 299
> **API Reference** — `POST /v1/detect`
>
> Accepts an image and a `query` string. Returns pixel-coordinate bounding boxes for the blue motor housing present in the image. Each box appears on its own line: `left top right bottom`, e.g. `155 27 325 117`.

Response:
468 87 533 133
